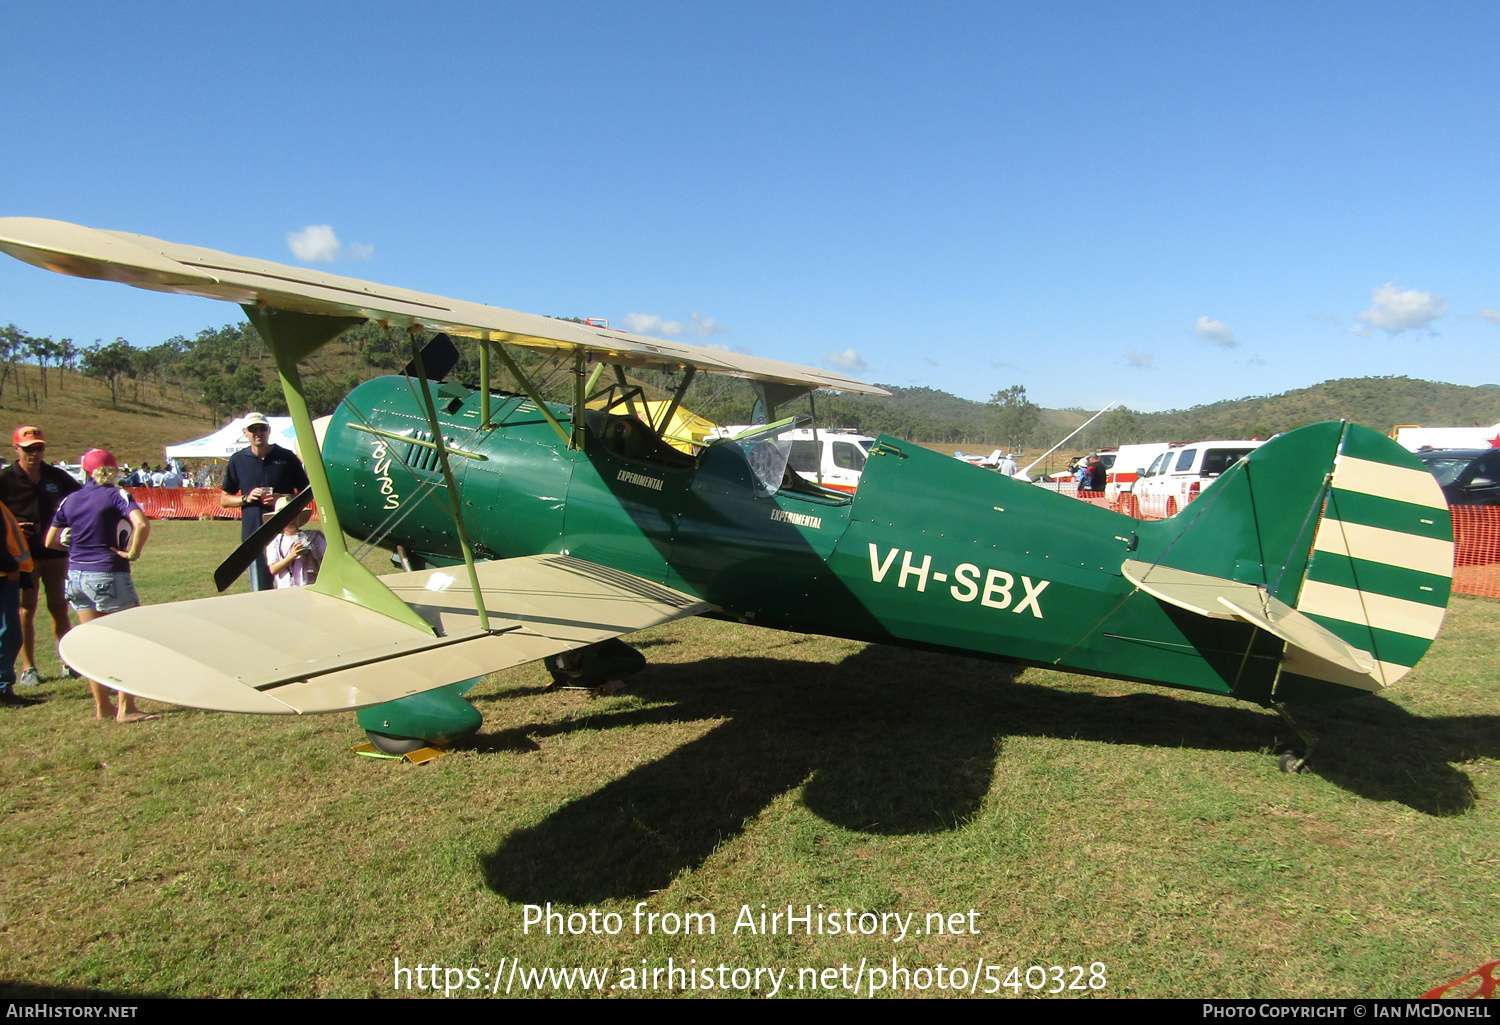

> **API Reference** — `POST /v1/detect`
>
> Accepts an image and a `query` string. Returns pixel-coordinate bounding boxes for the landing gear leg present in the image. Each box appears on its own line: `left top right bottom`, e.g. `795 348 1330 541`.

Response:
547 638 647 691
1272 701 1316 774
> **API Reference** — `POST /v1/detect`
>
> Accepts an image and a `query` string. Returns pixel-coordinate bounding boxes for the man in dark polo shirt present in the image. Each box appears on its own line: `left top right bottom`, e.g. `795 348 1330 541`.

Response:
220 412 309 591
0 425 81 687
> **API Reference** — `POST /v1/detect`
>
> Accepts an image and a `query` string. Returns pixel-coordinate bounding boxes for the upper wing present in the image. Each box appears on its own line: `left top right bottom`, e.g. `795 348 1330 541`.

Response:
60 555 715 714
0 217 887 396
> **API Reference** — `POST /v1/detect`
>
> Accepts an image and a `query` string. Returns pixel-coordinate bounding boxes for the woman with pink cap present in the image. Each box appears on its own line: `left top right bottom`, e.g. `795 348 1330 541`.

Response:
45 449 156 723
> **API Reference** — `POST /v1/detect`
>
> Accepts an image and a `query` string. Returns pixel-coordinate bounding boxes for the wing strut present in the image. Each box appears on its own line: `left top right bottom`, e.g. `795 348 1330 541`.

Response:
572 350 588 450
408 334 490 633
656 366 697 438
613 364 644 423
484 340 572 447
244 306 435 635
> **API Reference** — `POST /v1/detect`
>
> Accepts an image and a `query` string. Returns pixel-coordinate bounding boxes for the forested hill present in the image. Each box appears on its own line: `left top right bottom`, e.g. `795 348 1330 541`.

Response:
3 317 1497 455
818 376 1500 449
1110 377 1500 444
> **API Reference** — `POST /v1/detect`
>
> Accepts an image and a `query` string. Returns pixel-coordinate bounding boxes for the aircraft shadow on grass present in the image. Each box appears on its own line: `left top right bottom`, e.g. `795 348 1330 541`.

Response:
478 644 1498 904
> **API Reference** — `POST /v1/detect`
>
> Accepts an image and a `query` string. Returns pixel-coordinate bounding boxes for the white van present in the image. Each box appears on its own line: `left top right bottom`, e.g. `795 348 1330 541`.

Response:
1103 442 1175 506
1127 439 1264 518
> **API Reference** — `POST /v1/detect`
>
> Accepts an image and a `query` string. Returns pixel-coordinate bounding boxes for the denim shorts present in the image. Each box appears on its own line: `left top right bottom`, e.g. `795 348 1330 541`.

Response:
65 570 141 614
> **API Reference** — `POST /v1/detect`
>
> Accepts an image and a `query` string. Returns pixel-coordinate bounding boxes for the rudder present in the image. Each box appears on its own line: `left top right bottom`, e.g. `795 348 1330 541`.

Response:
1131 422 1453 700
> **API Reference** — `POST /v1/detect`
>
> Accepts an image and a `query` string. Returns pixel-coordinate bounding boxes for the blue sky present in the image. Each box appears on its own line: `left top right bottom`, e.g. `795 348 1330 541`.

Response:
3 1 1497 412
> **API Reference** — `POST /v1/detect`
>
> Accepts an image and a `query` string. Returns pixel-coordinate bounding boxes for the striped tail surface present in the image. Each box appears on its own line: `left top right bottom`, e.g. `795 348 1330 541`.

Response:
1125 421 1453 702
1289 424 1454 697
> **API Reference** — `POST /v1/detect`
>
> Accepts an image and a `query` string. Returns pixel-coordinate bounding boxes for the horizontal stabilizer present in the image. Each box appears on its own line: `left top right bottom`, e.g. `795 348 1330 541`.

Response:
1122 559 1383 692
60 555 715 714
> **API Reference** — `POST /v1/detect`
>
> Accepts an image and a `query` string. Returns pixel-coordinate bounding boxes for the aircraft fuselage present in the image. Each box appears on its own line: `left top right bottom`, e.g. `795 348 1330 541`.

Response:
324 376 1302 704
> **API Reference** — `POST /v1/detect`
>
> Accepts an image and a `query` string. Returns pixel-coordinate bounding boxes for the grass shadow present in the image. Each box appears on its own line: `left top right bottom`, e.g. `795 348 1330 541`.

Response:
481 644 1497 903
1282 697 1497 815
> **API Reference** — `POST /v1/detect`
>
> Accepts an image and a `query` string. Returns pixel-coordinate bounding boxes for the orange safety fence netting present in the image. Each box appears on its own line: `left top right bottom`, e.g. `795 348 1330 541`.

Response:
1452 506 1500 599
128 487 239 520
126 488 320 523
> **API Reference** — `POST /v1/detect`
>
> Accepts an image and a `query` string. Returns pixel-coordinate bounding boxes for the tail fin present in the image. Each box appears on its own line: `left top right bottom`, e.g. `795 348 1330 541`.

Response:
1130 422 1453 700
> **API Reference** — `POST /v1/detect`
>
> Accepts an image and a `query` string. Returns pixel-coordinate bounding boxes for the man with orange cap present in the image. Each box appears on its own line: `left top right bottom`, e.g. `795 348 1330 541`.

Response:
0 426 80 687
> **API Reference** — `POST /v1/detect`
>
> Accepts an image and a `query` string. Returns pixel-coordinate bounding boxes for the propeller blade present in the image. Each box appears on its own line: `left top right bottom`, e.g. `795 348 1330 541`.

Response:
213 487 315 592
401 332 460 382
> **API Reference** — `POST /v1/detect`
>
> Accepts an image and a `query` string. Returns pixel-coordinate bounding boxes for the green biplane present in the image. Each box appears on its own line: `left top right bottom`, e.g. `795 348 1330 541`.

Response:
0 218 1455 771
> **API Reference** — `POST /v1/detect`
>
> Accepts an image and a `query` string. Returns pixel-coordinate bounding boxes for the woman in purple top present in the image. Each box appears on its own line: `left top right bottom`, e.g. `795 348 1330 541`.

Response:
45 449 155 723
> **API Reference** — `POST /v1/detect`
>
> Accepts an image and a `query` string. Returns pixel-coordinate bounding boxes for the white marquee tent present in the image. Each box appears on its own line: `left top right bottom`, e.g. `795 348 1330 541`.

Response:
164 415 298 461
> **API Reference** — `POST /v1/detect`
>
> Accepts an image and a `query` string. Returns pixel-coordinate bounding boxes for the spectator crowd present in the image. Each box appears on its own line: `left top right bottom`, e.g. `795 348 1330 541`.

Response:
0 412 311 723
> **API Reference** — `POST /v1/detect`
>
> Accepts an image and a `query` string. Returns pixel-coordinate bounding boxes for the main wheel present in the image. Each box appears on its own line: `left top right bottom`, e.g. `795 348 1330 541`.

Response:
366 731 429 756
1278 751 1309 774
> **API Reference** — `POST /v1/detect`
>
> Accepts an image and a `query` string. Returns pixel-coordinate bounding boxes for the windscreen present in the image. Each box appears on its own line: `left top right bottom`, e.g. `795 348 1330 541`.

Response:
832 442 866 471
1202 448 1256 476
719 417 808 497
1422 457 1473 487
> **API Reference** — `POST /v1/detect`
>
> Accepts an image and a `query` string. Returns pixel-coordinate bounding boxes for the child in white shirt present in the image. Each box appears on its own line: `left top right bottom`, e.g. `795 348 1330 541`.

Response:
264 497 326 587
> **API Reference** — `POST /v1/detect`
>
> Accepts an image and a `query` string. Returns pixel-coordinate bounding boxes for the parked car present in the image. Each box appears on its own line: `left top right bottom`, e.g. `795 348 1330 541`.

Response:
781 428 876 493
1128 439 1264 518
1103 442 1176 506
709 426 876 493
1415 448 1500 506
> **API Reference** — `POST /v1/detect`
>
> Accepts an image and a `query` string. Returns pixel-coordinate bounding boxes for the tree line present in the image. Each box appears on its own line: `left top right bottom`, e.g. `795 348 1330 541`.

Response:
5 318 1497 446
1 321 367 423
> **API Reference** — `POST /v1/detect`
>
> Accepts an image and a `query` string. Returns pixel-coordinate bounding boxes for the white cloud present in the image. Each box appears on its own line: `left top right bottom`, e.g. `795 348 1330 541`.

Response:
1356 283 1447 335
689 312 728 338
620 313 686 338
621 310 729 340
1194 315 1237 348
286 224 373 262
1124 348 1153 369
824 348 868 372
287 225 341 262
1478 307 1500 325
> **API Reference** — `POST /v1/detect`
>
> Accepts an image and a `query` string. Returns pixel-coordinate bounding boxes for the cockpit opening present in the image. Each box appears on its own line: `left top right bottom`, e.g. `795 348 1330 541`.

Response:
585 410 697 469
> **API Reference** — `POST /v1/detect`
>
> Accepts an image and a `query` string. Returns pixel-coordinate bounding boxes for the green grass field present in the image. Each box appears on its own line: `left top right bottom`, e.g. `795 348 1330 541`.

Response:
1 521 1496 999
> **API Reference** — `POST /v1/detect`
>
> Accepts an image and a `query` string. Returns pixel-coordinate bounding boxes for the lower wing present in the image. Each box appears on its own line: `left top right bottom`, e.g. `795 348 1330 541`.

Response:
61 555 715 714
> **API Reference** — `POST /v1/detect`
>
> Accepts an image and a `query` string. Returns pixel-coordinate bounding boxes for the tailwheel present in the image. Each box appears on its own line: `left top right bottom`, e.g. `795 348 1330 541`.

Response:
365 731 431 756
1272 702 1317 775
